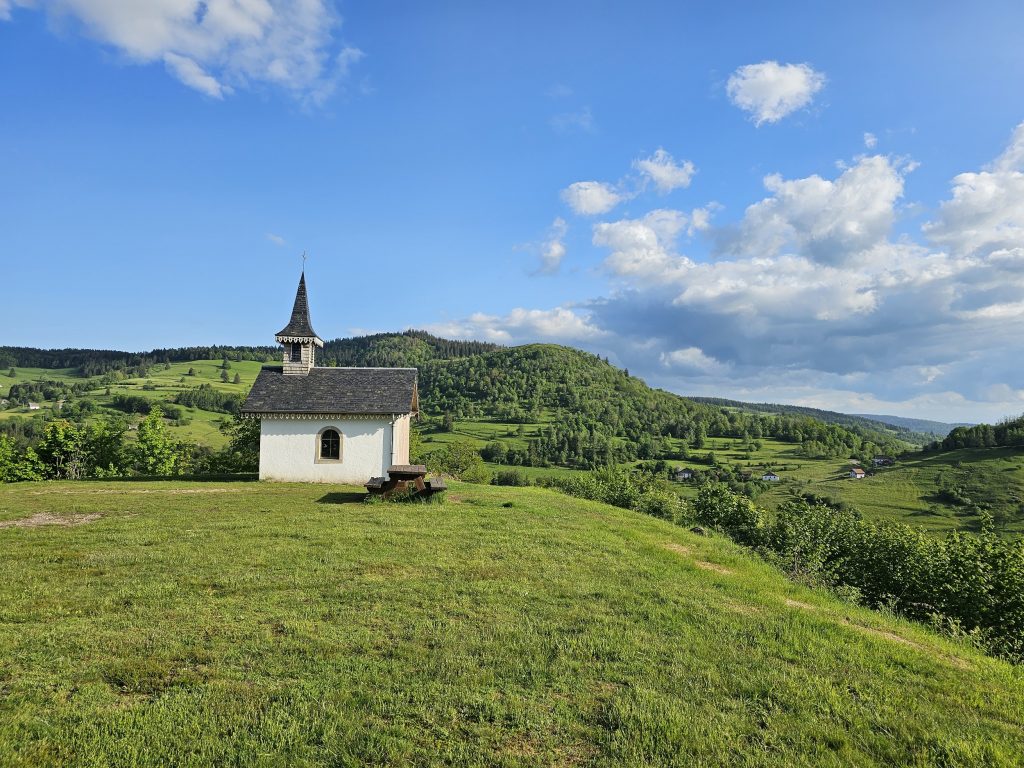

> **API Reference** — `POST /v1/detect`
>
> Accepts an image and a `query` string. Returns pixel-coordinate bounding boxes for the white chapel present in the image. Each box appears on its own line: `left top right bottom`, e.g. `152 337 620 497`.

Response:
241 272 418 483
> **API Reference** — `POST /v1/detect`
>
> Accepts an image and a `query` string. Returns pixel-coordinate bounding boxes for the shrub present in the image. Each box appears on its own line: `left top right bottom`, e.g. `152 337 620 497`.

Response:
492 469 530 487
427 441 490 483
692 485 1024 663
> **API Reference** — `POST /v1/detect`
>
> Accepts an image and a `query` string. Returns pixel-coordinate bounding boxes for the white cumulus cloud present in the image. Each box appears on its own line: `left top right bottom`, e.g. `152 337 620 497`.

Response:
536 218 568 275
660 347 729 374
2 0 362 103
634 149 696 193
728 154 909 265
593 209 691 279
561 181 625 216
726 61 826 126
163 51 227 99
924 121 1024 258
428 307 605 344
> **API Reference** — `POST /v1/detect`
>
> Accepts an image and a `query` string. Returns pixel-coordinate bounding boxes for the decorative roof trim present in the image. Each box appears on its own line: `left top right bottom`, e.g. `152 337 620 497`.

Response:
242 412 401 420
275 335 325 348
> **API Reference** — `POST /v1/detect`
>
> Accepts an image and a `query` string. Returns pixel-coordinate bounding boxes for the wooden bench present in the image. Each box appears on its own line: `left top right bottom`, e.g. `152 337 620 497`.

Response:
364 465 447 499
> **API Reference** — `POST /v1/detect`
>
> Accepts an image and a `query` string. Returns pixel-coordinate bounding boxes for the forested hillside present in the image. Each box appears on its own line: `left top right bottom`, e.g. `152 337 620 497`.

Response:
934 415 1024 450
416 345 911 467
690 396 938 445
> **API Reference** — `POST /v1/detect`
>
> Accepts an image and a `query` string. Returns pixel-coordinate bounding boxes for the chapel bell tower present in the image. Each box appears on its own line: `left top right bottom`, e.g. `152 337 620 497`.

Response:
275 272 324 376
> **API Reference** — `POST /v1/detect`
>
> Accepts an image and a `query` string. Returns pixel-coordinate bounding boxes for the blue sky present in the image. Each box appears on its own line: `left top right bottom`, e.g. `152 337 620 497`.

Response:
2 1 1024 422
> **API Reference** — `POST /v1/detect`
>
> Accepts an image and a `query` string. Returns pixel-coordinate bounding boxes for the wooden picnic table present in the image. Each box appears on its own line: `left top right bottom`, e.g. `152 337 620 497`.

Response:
365 465 447 499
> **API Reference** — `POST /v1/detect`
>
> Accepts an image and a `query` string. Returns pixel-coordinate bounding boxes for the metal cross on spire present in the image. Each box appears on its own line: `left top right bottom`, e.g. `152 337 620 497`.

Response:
301 250 307 270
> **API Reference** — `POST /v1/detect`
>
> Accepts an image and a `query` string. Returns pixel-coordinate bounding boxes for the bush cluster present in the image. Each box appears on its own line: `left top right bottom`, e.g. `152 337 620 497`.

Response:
544 471 1023 663
0 409 259 481
537 467 682 522
687 484 1024 662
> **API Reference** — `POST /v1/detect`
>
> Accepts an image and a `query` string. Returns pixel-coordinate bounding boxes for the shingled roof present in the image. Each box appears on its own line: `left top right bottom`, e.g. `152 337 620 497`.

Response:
275 272 320 339
242 367 418 415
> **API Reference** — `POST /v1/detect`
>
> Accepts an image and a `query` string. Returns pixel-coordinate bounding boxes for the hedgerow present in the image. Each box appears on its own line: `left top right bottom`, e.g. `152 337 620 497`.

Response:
548 470 1024 663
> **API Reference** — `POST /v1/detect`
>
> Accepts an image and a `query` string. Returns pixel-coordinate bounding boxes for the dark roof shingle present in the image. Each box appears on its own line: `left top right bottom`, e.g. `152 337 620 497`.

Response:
275 272 320 339
242 366 418 415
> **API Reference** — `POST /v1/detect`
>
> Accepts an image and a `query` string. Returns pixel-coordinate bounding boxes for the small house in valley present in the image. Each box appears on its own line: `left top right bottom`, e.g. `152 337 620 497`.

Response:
240 272 419 484
873 456 896 467
761 471 780 482
673 468 695 482
850 467 866 479
27 402 40 411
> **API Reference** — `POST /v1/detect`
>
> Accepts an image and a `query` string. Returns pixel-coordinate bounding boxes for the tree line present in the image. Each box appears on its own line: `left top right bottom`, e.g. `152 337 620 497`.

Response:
0 408 258 482
932 414 1024 451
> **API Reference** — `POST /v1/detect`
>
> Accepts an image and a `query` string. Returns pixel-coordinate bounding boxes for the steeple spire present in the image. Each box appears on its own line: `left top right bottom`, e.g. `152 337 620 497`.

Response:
275 271 320 340
275 271 323 376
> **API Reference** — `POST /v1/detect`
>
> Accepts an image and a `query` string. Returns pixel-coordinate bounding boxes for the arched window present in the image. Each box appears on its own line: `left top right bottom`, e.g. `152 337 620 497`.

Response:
318 428 341 461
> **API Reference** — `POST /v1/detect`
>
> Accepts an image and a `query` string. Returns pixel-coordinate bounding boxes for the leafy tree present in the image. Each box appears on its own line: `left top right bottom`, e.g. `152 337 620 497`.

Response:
409 425 426 465
7 367 14 378
427 441 490 483
233 372 241 384
35 420 86 479
187 367 196 376
216 414 260 472
86 418 127 476
220 369 229 383
175 384 242 413
135 406 177 475
0 435 16 481
0 437 45 482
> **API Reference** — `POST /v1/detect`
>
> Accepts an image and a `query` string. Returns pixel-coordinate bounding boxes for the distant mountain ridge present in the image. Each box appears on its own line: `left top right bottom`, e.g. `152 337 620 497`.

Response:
687 397 939 445
852 414 973 437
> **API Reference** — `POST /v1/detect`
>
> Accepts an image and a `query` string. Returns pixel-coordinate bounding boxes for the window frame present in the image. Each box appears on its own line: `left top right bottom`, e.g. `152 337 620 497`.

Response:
315 426 343 463
289 343 303 363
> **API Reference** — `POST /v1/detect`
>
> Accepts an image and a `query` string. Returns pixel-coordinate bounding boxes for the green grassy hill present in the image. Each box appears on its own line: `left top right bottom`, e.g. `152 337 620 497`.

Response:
0 358 261 448
650 437 1024 536
0 480 1021 766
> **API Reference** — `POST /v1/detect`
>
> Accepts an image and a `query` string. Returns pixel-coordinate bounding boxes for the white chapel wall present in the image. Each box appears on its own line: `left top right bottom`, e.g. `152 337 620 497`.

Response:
259 416 394 483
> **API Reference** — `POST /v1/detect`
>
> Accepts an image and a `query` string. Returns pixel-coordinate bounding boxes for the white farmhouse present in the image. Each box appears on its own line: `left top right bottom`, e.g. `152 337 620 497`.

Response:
241 273 418 484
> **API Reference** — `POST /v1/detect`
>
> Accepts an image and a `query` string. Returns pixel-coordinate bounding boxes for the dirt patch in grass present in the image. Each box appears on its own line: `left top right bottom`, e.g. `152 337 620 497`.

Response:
662 543 734 575
663 543 692 556
849 623 920 649
721 599 761 617
0 512 102 528
693 560 734 575
784 598 816 610
782 595 969 667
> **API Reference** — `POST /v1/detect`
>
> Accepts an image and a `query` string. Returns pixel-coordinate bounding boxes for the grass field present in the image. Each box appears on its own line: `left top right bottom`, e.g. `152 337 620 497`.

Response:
1 479 1022 766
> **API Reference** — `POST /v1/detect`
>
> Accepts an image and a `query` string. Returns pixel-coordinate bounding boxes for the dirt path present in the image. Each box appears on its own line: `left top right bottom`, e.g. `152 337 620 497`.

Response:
0 513 102 528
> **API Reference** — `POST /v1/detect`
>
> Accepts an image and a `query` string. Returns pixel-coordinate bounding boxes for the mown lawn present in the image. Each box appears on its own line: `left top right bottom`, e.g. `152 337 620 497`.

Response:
0 480 1021 767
